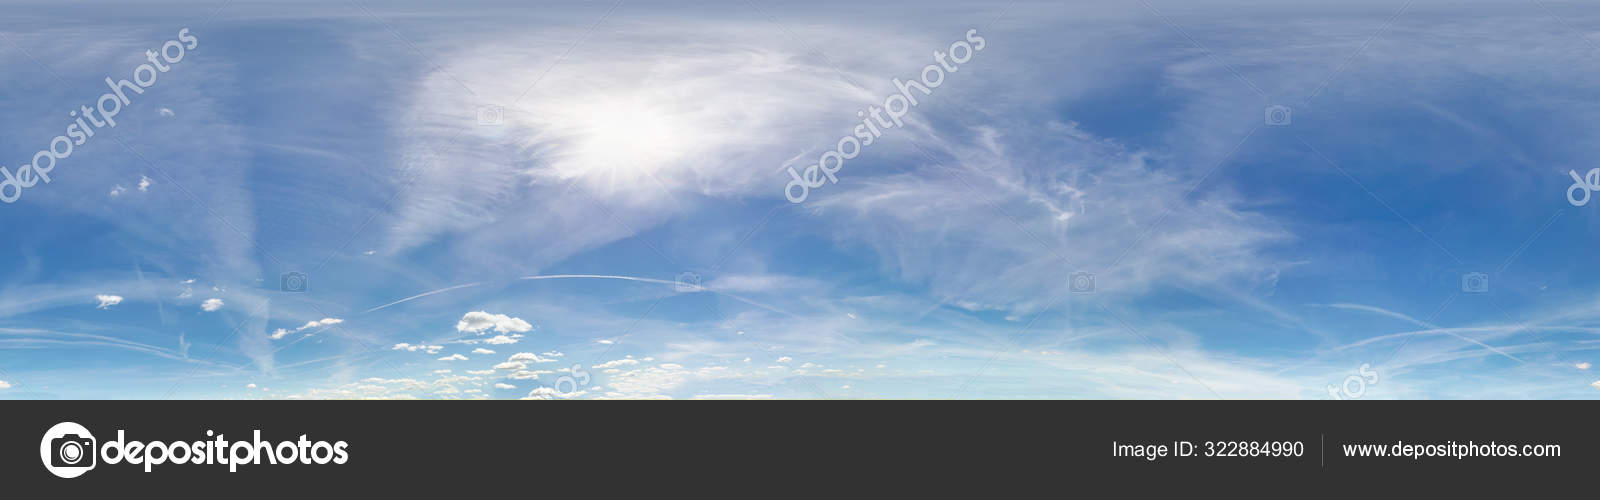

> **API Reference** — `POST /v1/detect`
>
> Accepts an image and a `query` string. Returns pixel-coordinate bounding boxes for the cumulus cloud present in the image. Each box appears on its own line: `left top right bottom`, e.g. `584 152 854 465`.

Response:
456 311 533 334
471 348 496 355
493 361 526 370
522 387 585 400
483 335 519 345
438 354 469 361
94 295 123 309
507 352 555 363
200 298 224 312
0 380 10 389
392 343 444 354
494 383 515 389
507 370 549 380
593 358 639 369
1578 362 1592 370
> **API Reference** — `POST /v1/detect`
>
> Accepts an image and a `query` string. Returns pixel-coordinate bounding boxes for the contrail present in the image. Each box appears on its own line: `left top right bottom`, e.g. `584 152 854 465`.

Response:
360 274 800 318
363 282 482 313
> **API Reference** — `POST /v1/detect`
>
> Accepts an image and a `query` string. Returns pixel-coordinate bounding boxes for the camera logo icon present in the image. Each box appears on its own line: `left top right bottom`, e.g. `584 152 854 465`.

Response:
1264 105 1292 126
1462 272 1489 293
675 272 702 292
1069 271 1096 294
477 105 505 126
40 422 96 478
281 271 308 293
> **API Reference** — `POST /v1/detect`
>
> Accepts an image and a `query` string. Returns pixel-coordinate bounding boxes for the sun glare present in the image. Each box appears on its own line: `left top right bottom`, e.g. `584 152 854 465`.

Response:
560 97 691 188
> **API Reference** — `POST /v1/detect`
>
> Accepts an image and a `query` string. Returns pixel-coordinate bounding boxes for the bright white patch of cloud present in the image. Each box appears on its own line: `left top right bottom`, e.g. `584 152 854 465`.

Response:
95 295 123 309
1578 362 1592 370
493 361 526 370
392 343 444 354
471 348 496 355
483 335 519 345
523 387 585 400
507 352 555 363
297 318 344 331
494 383 515 389
437 354 468 361
593 359 639 369
200 298 224 312
137 175 152 191
456 311 533 334
507 370 550 380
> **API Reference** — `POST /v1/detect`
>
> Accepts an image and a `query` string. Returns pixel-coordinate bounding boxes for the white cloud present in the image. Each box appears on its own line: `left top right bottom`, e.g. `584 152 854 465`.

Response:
466 369 496 375
593 358 639 369
1578 362 1592 370
0 380 10 390
95 294 123 309
494 383 516 389
158 108 175 117
108 185 126 197
471 348 496 355
483 335 519 345
437 354 468 361
433 369 452 374
137 175 152 191
392 343 444 354
456 311 533 334
271 315 342 341
507 370 550 380
246 383 257 389
776 356 792 363
493 361 526 370
296 318 344 332
507 352 555 363
200 298 224 312
523 387 585 400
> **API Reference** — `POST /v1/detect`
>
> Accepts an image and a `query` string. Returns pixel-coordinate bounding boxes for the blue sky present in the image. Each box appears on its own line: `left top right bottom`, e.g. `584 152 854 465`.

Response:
2 0 1599 399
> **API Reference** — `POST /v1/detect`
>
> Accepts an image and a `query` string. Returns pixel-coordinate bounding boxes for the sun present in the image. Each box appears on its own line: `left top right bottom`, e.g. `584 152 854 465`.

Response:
554 95 691 189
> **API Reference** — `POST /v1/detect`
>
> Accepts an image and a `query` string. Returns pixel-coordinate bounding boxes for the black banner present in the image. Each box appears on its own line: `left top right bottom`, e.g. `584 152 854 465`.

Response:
2 401 1592 494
